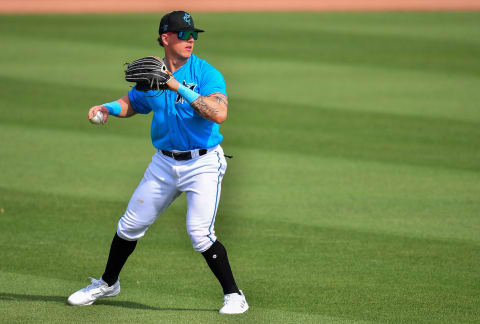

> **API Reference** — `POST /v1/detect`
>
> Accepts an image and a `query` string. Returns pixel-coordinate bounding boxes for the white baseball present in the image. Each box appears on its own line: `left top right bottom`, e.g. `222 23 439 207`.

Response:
91 111 104 125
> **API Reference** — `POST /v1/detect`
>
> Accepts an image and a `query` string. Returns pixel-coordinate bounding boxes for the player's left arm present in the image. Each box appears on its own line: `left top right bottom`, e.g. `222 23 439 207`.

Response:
166 79 228 124
190 93 228 124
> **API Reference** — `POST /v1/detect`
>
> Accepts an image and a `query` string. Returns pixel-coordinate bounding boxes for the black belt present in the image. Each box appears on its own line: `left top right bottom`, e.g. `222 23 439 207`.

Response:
161 149 208 161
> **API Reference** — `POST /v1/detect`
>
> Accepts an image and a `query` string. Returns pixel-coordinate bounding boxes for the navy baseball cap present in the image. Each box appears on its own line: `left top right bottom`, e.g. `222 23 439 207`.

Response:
159 11 205 34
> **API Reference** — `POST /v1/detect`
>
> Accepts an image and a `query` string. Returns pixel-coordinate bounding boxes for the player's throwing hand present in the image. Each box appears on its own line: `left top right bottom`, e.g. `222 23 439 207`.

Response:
88 105 109 125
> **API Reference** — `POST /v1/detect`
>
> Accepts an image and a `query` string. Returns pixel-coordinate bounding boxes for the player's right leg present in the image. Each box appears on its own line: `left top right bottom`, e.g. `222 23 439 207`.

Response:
68 155 180 306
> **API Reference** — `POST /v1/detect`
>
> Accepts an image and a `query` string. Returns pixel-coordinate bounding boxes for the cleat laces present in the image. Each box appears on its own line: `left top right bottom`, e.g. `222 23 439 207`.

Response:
82 277 104 292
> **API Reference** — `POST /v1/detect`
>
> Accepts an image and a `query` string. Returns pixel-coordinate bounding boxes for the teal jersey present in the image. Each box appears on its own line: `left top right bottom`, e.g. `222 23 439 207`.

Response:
128 54 227 151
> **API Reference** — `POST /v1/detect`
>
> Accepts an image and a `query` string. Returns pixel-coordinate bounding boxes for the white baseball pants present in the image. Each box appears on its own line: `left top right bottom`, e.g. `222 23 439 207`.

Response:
117 145 227 252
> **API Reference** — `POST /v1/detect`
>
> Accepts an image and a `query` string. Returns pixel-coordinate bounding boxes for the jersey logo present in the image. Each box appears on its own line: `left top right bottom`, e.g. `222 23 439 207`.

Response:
176 81 197 105
183 13 192 25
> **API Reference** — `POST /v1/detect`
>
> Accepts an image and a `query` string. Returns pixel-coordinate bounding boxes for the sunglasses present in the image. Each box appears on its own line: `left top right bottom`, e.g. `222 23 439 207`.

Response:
177 31 198 41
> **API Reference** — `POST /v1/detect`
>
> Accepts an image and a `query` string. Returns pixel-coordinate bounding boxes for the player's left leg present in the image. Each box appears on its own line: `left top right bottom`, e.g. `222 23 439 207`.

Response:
179 147 248 314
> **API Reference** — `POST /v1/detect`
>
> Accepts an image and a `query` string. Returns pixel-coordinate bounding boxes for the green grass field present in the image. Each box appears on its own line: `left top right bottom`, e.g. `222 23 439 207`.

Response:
1 11 479 323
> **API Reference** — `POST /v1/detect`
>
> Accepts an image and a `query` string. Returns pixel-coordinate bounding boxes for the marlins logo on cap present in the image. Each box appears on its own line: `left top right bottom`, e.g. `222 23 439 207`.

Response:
183 13 192 25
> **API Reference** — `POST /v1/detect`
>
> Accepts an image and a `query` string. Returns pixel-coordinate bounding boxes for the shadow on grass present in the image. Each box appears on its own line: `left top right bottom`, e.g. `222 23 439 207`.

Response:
0 292 216 312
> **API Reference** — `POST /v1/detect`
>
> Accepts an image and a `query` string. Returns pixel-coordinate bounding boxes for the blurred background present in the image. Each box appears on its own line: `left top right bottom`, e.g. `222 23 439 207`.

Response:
1 1 479 323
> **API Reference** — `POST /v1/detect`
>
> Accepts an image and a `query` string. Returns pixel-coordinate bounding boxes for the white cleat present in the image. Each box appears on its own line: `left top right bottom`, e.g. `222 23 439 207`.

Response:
67 277 120 306
219 290 249 314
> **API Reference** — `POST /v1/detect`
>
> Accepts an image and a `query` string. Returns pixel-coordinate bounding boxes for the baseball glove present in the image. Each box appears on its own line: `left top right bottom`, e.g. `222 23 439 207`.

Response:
124 56 172 91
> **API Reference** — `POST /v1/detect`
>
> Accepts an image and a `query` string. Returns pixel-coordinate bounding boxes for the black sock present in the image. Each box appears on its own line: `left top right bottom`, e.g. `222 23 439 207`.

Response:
201 240 240 295
101 233 137 286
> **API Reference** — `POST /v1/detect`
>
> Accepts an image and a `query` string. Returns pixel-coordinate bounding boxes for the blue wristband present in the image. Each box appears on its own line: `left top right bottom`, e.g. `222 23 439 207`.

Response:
177 84 201 104
102 101 122 116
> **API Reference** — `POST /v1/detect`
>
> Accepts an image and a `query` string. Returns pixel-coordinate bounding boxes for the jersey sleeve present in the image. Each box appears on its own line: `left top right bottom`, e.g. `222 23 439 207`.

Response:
199 64 227 97
128 86 153 114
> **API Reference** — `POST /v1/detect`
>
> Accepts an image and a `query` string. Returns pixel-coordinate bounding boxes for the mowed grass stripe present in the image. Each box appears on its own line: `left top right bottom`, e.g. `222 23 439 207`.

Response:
0 76 147 137
0 124 152 201
220 148 480 243
224 98 480 172
216 57 480 123
198 12 480 78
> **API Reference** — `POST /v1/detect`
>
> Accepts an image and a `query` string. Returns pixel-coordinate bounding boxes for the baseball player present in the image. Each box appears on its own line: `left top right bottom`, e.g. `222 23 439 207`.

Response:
67 11 248 314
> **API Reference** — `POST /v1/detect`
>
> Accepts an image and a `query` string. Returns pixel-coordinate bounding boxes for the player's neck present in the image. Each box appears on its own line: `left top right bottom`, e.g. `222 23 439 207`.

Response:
164 55 189 73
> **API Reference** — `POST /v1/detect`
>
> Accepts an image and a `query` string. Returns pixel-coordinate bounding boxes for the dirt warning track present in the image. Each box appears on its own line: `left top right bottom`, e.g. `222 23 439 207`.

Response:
1 0 480 14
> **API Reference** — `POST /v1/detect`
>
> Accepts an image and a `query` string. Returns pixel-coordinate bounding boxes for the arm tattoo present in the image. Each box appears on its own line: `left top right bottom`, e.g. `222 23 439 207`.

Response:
213 94 228 105
190 94 227 121
191 96 220 119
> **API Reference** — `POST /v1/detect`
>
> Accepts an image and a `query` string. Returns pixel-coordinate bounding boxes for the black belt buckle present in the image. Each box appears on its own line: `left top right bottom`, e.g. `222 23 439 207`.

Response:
162 149 208 161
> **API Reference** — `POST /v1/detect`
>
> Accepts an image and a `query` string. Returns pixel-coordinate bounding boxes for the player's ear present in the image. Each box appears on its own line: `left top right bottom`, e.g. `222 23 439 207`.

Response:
161 33 170 47
157 35 164 47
